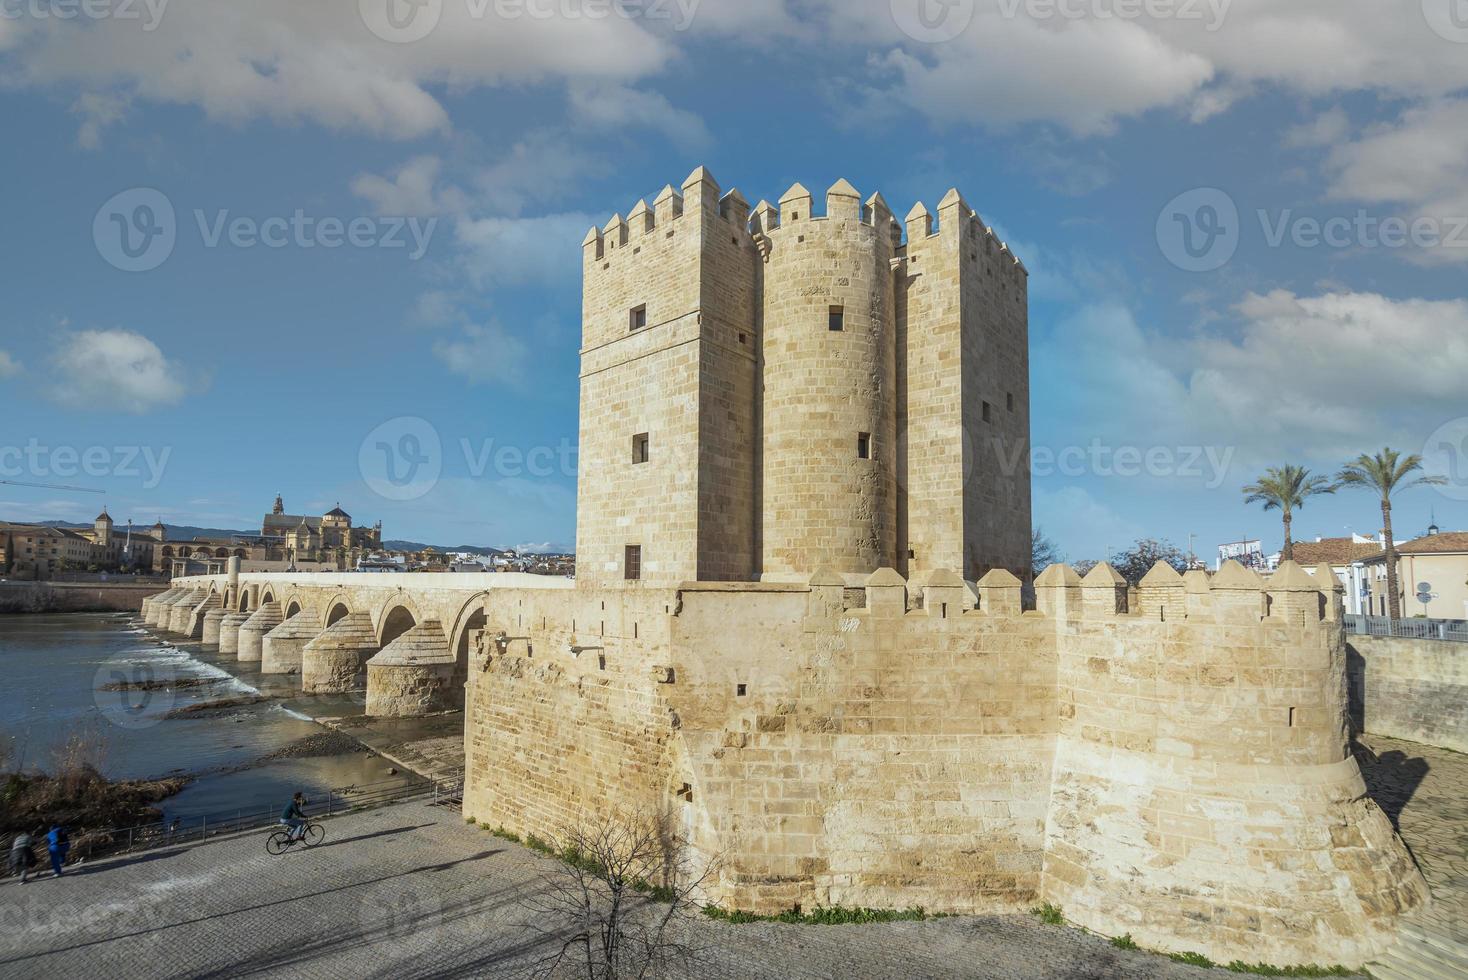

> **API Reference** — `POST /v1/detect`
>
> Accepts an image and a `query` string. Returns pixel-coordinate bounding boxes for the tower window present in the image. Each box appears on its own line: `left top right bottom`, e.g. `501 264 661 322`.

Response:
857 432 871 459
624 545 642 581
828 305 845 331
982 401 992 423
632 433 649 464
1007 392 1015 412
629 305 647 332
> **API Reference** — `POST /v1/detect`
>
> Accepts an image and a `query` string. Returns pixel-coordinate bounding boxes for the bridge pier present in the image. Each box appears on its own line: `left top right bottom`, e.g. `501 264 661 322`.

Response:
186 593 223 639
167 589 206 633
302 612 379 694
218 611 251 654
262 611 323 674
237 601 283 663
366 620 455 717
201 606 228 645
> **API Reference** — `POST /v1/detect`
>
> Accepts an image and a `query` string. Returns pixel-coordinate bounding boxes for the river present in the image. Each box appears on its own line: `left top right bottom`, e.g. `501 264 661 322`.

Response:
0 613 403 822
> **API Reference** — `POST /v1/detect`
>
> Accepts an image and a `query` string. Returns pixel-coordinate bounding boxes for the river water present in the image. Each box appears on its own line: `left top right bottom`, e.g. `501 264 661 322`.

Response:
0 613 401 821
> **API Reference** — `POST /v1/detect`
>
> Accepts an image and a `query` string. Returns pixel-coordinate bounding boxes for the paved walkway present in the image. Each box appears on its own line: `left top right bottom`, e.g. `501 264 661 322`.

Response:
1356 735 1468 978
0 801 1218 980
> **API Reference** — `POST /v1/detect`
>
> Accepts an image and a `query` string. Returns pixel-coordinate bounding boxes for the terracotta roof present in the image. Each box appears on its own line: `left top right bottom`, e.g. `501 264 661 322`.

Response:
1290 537 1382 566
1394 531 1468 555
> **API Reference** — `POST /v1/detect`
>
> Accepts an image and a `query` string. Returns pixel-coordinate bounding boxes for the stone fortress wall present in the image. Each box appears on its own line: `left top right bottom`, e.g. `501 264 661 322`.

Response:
458 560 1426 968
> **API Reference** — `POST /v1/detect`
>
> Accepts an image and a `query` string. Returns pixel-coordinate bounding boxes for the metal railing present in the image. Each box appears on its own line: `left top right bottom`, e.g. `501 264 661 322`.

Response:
1346 614 1468 643
68 770 464 862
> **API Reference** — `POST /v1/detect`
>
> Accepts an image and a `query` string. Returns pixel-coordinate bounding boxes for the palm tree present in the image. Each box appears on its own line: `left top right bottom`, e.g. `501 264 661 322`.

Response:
1242 464 1336 562
1337 448 1447 619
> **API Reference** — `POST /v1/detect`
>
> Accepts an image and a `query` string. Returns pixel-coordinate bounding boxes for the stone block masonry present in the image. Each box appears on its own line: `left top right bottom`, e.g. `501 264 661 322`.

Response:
1348 634 1468 752
461 561 1428 969
577 168 1030 587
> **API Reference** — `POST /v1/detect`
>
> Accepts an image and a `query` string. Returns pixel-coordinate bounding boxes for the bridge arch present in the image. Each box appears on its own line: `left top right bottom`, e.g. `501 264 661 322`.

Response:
238 590 252 613
260 588 276 606
284 597 303 619
377 600 419 646
447 595 489 668
324 596 353 626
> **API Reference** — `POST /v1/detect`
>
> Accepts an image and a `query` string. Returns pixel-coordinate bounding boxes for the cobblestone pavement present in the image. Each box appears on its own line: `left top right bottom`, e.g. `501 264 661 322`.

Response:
1357 735 1468 936
0 801 1220 980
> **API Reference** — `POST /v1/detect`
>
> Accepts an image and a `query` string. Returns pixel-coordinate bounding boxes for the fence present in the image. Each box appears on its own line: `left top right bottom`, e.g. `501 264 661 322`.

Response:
69 768 465 861
1346 614 1468 643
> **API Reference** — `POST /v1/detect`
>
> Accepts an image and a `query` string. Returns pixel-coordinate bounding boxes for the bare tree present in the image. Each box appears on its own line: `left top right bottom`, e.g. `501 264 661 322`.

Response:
524 807 718 980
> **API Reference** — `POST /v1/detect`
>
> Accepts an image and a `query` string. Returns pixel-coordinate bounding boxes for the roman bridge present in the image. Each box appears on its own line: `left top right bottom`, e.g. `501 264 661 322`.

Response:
140 559 574 716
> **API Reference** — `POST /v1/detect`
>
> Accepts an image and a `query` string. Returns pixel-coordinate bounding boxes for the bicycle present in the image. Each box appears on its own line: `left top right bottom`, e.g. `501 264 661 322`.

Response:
265 821 325 855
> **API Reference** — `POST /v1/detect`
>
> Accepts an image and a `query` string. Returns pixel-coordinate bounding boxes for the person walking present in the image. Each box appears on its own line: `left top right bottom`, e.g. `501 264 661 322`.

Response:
45 824 69 878
9 830 37 883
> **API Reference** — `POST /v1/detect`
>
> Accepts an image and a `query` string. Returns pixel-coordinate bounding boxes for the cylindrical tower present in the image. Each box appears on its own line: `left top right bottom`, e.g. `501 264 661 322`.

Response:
759 179 899 579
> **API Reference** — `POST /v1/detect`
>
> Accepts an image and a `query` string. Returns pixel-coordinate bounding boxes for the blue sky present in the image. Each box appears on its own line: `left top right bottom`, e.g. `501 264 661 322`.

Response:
2 0 1466 560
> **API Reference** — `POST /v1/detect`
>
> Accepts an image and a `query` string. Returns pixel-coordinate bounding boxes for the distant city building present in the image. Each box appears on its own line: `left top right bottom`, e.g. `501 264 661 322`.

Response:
1358 529 1468 620
0 509 155 579
151 496 383 576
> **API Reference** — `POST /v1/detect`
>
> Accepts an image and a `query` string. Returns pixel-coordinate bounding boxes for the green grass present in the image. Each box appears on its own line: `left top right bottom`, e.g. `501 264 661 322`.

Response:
1030 903 1065 926
484 826 521 844
1110 933 1138 950
464 816 476 825
702 904 938 926
1169 951 1216 968
1224 962 1355 977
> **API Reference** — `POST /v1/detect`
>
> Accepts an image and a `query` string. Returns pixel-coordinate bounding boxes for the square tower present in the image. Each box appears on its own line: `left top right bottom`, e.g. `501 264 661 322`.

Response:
900 190 1031 582
576 168 759 586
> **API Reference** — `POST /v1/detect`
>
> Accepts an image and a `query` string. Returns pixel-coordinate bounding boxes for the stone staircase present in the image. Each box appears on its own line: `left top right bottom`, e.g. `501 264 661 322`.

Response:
1368 919 1468 980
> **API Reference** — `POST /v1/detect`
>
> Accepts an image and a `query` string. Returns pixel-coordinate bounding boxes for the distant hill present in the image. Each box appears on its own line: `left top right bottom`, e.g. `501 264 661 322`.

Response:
27 520 533 556
382 540 506 557
38 520 256 541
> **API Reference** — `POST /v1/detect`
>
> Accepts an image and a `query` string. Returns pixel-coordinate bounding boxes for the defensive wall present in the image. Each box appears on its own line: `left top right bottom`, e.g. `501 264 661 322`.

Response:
147 560 1433 966
1348 635 1468 753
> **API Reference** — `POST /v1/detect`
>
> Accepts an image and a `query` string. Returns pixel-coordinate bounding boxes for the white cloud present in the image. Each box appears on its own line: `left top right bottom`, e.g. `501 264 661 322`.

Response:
1284 106 1349 149
46 329 191 413
351 155 467 216
1321 99 1468 264
0 350 19 378
5 2 671 139
453 211 594 287
567 82 710 150
1039 291 1468 469
432 321 530 386
70 91 130 149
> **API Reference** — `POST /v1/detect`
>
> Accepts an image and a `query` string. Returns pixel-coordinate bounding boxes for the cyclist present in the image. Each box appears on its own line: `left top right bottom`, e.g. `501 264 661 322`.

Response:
280 792 308 841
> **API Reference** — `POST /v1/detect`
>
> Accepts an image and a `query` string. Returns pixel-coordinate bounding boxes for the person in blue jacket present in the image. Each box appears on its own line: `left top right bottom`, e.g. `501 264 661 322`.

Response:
280 793 307 841
46 824 69 878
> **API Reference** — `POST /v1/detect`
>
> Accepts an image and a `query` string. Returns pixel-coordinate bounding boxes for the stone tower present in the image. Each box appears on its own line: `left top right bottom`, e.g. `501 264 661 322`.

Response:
94 508 113 548
577 168 1031 587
